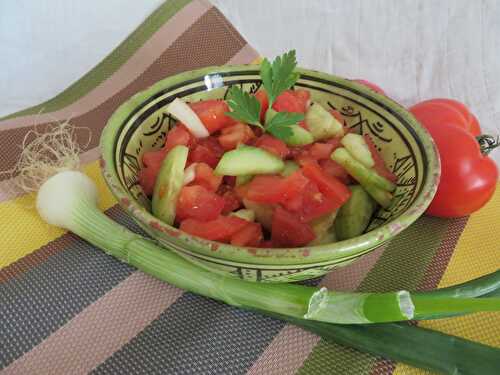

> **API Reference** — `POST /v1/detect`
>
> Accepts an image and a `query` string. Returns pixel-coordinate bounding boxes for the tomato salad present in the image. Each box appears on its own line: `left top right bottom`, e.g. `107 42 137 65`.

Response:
138 51 397 248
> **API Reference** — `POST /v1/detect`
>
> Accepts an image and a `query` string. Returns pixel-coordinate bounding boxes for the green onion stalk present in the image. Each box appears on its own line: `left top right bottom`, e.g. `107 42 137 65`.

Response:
35 170 500 375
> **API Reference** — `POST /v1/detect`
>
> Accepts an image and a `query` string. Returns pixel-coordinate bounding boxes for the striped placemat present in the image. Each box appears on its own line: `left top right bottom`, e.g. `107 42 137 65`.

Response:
0 1 499 374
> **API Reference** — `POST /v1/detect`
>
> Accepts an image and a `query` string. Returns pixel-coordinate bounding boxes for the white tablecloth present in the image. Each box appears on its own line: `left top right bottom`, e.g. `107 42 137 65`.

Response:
1 0 499 165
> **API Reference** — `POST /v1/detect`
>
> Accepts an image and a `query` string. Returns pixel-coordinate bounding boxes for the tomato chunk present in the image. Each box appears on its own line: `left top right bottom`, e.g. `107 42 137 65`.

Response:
231 222 263 247
165 124 196 152
273 90 309 113
319 159 351 185
245 171 309 204
271 207 316 247
191 162 222 192
363 135 397 184
189 100 236 134
218 123 255 150
254 134 290 159
309 142 335 160
219 185 242 214
139 149 167 196
254 90 269 122
176 185 225 221
180 216 249 242
301 161 351 205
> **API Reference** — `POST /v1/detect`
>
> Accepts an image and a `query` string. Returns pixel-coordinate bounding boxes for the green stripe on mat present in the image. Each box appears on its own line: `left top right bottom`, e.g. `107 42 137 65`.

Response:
0 0 192 121
297 216 451 375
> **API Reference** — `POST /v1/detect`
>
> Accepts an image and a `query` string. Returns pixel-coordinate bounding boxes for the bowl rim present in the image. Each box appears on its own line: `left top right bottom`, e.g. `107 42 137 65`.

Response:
100 64 441 267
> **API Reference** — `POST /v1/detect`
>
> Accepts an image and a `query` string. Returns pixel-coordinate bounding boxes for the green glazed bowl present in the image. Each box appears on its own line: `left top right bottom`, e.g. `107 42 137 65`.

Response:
100 65 440 283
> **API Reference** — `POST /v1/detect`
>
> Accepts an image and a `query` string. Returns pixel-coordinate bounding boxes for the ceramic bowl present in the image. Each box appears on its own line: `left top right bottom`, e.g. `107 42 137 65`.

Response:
100 65 440 283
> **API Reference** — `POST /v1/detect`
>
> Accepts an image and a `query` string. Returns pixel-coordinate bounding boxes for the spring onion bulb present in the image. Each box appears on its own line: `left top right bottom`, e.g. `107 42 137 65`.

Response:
34 170 500 325
166 98 209 138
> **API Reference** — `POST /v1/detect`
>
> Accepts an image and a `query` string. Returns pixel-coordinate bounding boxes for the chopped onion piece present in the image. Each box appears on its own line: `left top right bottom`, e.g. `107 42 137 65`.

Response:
166 98 209 138
183 163 197 185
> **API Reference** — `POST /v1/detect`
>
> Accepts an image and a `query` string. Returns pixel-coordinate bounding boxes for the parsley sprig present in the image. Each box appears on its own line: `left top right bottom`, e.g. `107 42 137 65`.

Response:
225 50 304 141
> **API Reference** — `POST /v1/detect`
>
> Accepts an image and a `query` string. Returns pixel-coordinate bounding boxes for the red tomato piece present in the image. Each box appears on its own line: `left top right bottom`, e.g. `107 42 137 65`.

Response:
176 185 225 221
197 136 224 158
142 149 166 168
254 134 290 159
221 189 242 214
319 159 351 185
363 135 398 184
290 89 311 109
301 161 351 205
353 79 386 95
329 109 345 124
271 207 316 247
245 171 309 204
188 144 219 168
223 176 237 187
180 215 249 242
191 162 222 192
218 123 255 150
254 90 269 122
189 100 236 134
164 124 196 152
309 143 335 160
231 222 263 247
273 90 308 113
138 165 159 197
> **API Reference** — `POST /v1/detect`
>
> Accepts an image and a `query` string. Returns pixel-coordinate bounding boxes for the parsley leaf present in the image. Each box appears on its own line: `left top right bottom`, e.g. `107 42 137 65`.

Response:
260 50 300 106
225 85 263 128
266 111 304 140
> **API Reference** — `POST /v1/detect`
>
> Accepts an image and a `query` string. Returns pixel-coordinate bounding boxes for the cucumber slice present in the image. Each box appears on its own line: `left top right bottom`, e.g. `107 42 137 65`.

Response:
152 145 189 225
363 184 393 209
309 211 338 245
282 125 314 146
230 209 256 222
215 145 284 176
305 102 344 141
335 185 377 240
331 148 396 192
236 174 253 186
280 161 300 177
242 199 274 230
341 133 375 168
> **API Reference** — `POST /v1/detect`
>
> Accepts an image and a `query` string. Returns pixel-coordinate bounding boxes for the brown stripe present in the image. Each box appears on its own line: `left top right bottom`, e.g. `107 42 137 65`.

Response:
0 7 247 177
2 272 184 375
368 217 469 375
0 1 211 132
246 245 387 375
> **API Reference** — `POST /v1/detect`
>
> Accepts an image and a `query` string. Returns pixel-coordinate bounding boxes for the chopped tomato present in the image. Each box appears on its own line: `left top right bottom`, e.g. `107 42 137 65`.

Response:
198 136 224 158
363 135 397 184
271 207 316 247
254 134 289 159
189 144 219 168
301 161 351 205
231 222 263 247
223 176 237 187
189 100 236 133
245 171 309 204
142 149 166 168
220 188 242 214
254 90 269 122
283 181 339 222
326 137 343 148
138 165 159 196
176 185 225 221
191 163 222 192
273 90 309 113
319 159 351 184
180 215 249 242
218 123 255 150
309 143 335 160
164 124 196 152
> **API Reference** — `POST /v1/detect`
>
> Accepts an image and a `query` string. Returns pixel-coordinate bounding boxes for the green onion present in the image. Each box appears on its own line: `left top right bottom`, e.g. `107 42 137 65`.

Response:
36 171 500 325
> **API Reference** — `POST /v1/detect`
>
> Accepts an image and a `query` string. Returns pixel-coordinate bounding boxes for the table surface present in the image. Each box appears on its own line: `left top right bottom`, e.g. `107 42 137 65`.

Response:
1 0 499 167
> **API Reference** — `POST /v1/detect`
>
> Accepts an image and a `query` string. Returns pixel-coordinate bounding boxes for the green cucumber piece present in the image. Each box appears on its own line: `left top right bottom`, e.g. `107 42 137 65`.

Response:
242 199 275 230
305 102 344 140
335 185 377 240
282 125 314 146
152 145 189 225
215 145 284 176
331 148 396 192
341 133 375 168
280 161 300 177
364 184 393 209
309 212 338 245
236 174 253 186
230 209 255 222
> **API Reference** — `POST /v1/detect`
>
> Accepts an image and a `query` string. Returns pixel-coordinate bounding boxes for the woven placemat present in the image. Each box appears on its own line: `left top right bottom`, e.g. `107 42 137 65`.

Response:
0 1 499 374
